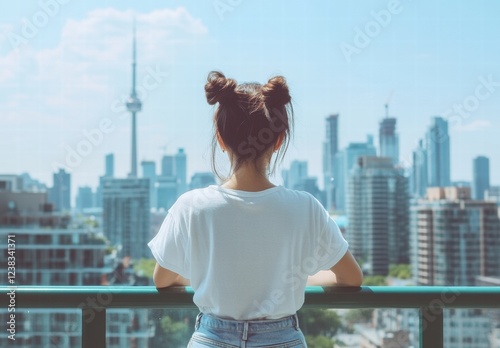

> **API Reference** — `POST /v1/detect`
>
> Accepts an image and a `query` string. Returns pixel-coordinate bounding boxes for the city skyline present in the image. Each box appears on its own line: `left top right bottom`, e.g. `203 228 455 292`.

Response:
1 1 500 195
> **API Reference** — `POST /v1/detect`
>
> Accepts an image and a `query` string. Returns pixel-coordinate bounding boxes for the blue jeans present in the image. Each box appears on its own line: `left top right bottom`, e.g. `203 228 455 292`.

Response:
187 312 307 348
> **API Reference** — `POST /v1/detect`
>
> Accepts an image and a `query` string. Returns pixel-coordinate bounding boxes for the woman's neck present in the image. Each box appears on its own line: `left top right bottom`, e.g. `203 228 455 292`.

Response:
221 166 275 192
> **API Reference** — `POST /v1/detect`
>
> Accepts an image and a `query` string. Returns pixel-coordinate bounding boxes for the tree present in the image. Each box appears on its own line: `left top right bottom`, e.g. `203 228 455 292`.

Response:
297 309 342 337
149 309 197 348
133 258 156 278
344 308 374 331
305 334 335 348
160 315 190 348
389 264 411 279
362 275 387 286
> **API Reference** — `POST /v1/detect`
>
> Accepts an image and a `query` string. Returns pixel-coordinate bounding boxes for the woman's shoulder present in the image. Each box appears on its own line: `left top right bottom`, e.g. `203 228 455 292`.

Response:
280 187 320 204
169 186 222 212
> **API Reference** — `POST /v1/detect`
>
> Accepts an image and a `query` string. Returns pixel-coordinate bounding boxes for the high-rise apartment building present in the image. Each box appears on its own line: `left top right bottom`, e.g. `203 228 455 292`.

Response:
485 186 500 204
0 185 151 348
472 156 490 200
322 114 339 211
426 116 451 188
412 187 500 285
102 178 150 260
347 156 409 276
409 186 500 347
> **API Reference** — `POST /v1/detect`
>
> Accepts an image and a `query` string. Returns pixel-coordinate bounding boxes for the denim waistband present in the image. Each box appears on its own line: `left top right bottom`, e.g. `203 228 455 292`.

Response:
195 312 300 334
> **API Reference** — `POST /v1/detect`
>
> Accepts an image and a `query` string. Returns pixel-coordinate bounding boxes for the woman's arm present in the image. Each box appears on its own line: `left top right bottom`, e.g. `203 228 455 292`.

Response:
153 263 190 288
306 250 363 287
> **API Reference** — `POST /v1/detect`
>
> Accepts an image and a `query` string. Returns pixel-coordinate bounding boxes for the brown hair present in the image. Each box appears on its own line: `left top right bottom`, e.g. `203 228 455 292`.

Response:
205 71 294 181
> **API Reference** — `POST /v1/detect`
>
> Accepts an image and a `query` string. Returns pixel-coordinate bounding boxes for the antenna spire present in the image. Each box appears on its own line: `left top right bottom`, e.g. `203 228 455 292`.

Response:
131 17 137 97
126 18 142 178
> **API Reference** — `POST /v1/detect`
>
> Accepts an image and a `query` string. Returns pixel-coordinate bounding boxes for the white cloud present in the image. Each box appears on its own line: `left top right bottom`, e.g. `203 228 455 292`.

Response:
454 119 492 132
0 6 208 111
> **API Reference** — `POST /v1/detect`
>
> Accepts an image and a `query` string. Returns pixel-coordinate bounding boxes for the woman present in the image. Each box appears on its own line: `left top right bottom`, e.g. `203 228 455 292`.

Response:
147 71 363 347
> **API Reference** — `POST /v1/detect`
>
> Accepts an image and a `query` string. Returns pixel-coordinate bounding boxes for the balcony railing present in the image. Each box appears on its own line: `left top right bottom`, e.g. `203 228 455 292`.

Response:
2 285 499 348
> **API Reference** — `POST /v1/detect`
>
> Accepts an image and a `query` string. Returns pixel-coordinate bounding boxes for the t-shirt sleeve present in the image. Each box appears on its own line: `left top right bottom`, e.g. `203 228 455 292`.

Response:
306 198 349 275
147 212 190 279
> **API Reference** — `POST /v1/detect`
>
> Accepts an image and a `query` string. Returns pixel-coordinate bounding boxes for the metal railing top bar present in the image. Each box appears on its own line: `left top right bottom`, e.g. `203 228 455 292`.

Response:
2 286 500 310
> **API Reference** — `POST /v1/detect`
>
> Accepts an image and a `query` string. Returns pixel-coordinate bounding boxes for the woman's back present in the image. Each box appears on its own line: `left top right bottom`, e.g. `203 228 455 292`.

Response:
148 184 348 320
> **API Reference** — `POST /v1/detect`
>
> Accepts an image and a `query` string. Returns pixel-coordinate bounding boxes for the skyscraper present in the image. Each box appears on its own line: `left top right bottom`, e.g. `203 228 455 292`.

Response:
102 177 150 259
161 155 175 177
96 153 115 208
49 168 71 211
472 156 490 200
332 151 344 211
76 186 94 212
175 148 187 195
286 160 308 190
141 160 157 209
156 176 177 211
411 139 428 198
189 172 216 190
336 136 377 211
105 153 114 178
348 156 409 276
426 116 450 187
379 108 399 165
322 114 339 211
126 24 142 178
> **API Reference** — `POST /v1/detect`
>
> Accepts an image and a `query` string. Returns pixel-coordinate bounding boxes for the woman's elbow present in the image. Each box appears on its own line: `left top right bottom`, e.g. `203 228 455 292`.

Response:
338 269 363 287
153 263 177 288
351 270 364 287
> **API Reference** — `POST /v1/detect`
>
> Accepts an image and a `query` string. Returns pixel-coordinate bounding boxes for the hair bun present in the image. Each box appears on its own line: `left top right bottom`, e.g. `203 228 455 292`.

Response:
261 76 291 107
205 71 237 105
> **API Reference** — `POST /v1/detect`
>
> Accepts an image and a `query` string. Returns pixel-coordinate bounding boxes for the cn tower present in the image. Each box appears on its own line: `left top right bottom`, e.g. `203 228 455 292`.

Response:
126 22 142 178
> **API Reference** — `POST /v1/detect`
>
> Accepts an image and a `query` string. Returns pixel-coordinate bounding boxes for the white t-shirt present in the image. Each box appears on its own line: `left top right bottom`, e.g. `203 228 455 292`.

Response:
147 184 348 320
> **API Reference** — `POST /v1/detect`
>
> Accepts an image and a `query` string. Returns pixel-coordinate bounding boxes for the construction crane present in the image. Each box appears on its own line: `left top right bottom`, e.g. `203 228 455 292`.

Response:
385 90 394 118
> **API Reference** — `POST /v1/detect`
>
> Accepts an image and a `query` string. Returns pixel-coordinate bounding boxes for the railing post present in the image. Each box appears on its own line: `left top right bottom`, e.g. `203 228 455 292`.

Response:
82 307 106 348
420 306 443 348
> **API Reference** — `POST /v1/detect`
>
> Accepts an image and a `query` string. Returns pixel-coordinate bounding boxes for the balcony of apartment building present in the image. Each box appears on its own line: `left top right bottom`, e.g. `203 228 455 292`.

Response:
1 284 499 348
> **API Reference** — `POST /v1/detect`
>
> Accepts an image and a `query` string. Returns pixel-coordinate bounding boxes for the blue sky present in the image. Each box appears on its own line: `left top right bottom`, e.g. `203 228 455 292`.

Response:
1 1 499 196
